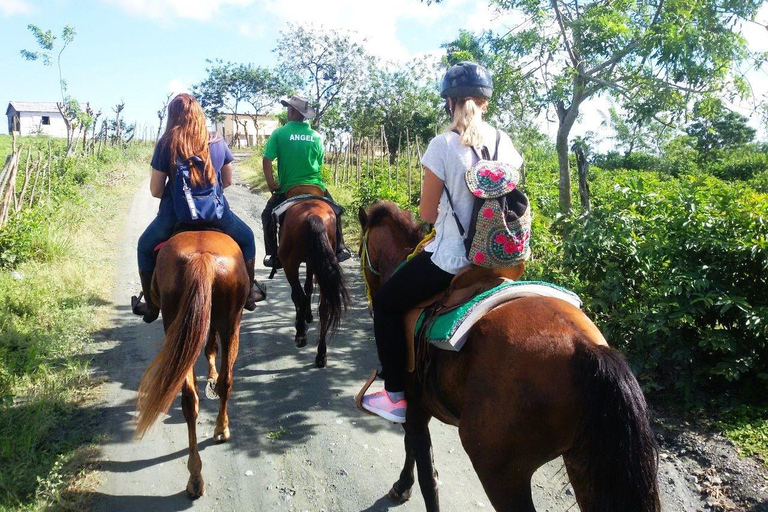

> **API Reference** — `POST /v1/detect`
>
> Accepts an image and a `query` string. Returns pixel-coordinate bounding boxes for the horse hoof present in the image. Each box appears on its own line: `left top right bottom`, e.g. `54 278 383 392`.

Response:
295 335 307 348
205 380 219 400
315 354 327 368
388 485 412 503
186 477 205 499
214 426 231 443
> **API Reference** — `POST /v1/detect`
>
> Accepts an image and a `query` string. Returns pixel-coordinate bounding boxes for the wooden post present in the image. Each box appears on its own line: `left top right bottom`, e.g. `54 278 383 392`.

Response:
406 128 412 201
16 147 35 212
0 151 21 227
356 138 362 185
415 136 424 195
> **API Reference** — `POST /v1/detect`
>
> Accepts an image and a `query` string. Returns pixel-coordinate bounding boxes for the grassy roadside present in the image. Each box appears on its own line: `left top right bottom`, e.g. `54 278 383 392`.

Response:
0 138 150 511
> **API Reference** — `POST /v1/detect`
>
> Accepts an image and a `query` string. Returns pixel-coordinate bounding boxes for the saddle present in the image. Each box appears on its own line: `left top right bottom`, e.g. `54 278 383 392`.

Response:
153 222 224 256
403 264 524 371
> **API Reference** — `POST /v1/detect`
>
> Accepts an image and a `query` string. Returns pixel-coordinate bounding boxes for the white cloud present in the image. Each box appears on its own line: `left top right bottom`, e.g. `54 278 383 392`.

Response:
259 0 473 62
0 0 32 17
101 0 257 21
168 78 189 95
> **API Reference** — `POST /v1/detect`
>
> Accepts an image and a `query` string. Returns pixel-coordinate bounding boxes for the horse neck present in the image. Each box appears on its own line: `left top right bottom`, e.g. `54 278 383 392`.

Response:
377 221 419 284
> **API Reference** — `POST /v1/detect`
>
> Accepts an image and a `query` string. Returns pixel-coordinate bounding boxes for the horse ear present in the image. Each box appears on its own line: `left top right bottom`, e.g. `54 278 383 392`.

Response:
358 206 368 230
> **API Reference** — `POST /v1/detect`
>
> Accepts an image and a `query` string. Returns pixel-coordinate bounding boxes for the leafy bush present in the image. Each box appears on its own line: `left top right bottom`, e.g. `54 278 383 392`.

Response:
707 146 768 181
560 170 768 397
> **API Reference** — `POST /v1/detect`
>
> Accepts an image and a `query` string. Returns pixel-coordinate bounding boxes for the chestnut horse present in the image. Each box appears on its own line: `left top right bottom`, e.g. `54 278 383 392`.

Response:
276 196 348 368
135 230 249 499
358 201 660 512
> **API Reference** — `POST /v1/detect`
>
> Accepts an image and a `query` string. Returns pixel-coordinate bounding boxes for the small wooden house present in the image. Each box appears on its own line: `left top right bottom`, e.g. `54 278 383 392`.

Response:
6 102 68 138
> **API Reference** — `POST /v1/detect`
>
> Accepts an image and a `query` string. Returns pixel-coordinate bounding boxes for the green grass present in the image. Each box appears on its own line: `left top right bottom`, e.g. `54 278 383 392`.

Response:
0 141 151 511
716 405 768 466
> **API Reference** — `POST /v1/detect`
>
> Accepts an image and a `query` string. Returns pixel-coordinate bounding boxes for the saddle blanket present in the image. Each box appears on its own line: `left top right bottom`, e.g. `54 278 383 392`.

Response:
416 281 582 352
272 195 345 218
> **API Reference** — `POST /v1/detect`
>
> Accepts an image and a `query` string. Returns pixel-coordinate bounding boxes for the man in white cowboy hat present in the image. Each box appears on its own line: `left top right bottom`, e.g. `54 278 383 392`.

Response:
261 95 350 268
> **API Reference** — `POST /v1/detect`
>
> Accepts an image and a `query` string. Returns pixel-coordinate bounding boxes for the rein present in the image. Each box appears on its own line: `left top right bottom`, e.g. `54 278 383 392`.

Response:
361 230 380 307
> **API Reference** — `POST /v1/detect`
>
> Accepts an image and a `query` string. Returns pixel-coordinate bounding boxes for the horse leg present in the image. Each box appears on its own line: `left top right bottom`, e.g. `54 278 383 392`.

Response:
563 455 593 511
285 267 308 347
315 295 328 368
304 268 314 324
406 410 440 511
204 330 219 399
213 320 240 443
181 369 204 499
388 429 416 503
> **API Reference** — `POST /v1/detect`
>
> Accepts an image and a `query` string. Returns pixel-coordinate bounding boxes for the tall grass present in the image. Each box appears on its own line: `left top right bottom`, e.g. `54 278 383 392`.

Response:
0 136 151 511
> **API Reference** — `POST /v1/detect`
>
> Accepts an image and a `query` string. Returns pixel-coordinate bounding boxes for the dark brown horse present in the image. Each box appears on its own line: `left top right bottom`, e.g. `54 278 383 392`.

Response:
358 201 660 512
276 189 349 368
135 230 249 499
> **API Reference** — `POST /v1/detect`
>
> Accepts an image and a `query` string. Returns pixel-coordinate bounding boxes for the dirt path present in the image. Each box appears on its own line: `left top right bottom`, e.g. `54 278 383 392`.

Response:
86 170 739 511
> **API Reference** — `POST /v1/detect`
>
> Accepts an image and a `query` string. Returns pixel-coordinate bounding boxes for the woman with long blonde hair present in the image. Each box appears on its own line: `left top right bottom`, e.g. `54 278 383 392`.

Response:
132 93 263 322
360 62 524 422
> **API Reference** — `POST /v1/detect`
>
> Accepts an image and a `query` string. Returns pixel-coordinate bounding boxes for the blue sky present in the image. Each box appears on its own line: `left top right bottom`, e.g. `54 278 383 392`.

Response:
1 0 504 137
2 0 767 142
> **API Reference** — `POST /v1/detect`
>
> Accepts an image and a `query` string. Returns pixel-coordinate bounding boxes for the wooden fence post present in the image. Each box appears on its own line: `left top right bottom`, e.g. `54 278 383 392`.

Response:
0 150 21 227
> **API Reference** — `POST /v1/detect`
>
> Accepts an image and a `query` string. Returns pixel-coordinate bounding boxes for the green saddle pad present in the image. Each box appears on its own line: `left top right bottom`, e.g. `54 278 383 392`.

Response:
414 281 581 352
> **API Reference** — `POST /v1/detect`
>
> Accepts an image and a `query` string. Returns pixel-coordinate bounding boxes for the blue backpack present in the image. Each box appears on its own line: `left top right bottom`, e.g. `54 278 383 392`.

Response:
171 156 227 224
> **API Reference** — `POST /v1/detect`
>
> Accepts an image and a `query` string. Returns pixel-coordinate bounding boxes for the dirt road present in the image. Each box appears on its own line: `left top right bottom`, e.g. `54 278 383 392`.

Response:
88 171 716 511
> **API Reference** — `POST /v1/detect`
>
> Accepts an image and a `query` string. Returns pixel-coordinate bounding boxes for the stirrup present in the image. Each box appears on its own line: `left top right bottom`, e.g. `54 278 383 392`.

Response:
244 281 267 312
355 370 379 414
131 292 146 316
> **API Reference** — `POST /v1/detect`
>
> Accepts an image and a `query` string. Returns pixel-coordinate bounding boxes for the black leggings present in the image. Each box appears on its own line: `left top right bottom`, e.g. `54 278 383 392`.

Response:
372 250 454 392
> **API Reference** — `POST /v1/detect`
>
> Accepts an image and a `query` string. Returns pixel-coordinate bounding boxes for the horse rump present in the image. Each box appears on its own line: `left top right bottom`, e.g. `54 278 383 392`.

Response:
135 252 217 438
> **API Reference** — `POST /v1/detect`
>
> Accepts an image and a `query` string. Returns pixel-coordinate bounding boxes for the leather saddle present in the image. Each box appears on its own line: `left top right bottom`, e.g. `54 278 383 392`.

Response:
403 263 525 371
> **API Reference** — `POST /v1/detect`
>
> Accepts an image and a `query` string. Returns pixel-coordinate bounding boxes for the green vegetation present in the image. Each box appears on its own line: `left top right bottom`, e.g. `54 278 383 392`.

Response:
0 135 150 510
717 405 768 465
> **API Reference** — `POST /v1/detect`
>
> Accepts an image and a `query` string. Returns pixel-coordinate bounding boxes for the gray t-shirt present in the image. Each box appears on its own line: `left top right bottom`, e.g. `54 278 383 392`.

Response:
420 123 523 274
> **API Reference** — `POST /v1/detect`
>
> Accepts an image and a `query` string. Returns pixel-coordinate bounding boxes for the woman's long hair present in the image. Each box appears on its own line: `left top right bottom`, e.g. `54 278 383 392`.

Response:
448 96 489 148
158 93 216 186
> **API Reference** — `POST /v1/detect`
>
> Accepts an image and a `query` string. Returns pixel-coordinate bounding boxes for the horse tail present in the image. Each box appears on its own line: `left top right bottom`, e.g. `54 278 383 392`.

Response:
568 342 661 512
306 214 349 332
135 252 217 438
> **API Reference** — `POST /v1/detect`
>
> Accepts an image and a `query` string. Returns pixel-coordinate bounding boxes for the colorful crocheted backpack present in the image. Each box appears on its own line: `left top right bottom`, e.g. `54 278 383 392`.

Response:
444 130 531 268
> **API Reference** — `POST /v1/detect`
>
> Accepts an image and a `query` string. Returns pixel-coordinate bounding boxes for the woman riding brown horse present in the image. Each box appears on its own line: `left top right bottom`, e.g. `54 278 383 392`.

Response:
135 230 249 499
276 187 349 368
358 200 660 512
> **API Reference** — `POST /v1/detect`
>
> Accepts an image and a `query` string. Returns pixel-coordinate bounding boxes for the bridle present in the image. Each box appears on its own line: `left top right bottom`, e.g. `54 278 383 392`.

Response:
360 229 380 308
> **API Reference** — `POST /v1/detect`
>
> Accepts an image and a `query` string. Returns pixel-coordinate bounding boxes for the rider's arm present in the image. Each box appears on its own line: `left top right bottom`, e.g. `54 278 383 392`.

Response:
419 167 443 224
220 163 233 188
149 169 167 198
262 158 279 192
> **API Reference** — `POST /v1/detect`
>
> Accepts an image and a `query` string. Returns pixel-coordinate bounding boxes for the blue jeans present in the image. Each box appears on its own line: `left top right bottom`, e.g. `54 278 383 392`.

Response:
137 199 255 272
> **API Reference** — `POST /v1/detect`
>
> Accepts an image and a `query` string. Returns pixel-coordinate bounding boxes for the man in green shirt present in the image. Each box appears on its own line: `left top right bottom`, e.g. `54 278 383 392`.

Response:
261 95 350 268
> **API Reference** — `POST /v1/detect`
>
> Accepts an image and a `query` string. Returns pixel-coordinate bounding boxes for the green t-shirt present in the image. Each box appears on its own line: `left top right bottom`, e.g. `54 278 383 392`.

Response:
263 121 325 194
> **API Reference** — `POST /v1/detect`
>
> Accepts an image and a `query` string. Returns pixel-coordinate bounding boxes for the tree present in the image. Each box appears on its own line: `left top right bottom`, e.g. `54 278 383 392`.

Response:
274 24 368 129
686 98 756 154
346 58 441 162
20 24 90 155
156 93 173 142
431 0 764 213
193 60 252 147
242 66 288 145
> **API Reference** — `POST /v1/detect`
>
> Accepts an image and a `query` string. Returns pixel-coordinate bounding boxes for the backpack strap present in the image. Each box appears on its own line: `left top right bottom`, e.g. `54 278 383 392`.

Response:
493 129 500 160
443 184 466 237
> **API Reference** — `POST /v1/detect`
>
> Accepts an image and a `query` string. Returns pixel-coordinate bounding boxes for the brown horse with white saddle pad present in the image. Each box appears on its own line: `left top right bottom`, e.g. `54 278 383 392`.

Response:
134 230 250 499
356 201 660 512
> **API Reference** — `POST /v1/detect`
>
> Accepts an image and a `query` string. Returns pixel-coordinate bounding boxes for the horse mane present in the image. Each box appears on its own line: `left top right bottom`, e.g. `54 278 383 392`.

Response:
366 201 426 246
